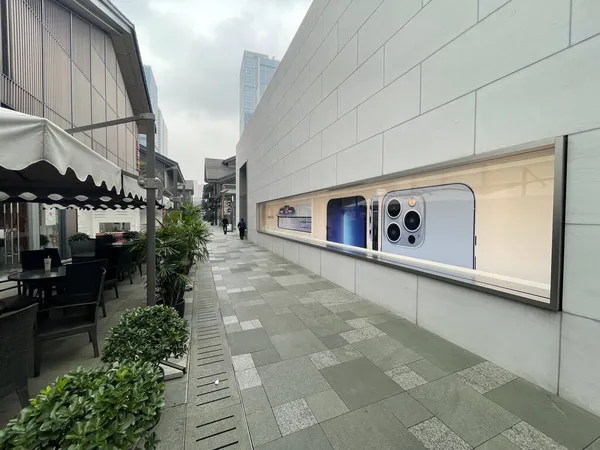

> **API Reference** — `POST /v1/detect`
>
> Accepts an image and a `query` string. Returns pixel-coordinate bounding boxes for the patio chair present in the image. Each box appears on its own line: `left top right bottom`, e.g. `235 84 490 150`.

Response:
20 250 46 297
0 303 38 407
118 247 135 284
97 247 119 299
34 262 106 377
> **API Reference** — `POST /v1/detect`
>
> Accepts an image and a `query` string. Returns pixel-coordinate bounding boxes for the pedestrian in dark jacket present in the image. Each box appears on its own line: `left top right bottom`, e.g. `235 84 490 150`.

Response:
222 217 229 234
237 218 246 240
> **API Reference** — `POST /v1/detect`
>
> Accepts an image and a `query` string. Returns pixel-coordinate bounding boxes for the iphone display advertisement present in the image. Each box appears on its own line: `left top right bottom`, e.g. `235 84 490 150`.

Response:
258 148 554 289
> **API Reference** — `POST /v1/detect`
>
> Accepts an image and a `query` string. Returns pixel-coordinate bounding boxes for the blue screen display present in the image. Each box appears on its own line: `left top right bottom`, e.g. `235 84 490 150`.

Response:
326 196 367 249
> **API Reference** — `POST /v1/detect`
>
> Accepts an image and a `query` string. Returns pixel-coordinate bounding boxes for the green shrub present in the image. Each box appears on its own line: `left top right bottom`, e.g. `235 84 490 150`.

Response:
0 361 164 450
123 230 141 241
67 232 89 243
102 305 188 365
39 234 49 247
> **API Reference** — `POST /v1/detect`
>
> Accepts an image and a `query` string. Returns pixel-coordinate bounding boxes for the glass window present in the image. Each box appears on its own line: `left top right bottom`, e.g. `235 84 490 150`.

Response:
258 148 556 304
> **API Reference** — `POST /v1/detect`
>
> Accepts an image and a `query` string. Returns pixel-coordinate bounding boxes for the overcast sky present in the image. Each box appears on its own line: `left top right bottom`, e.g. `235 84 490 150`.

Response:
111 0 311 185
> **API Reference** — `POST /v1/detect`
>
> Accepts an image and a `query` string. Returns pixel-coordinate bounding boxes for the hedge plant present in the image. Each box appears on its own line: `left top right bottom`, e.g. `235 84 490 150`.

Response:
0 361 164 450
102 305 188 365
68 232 89 243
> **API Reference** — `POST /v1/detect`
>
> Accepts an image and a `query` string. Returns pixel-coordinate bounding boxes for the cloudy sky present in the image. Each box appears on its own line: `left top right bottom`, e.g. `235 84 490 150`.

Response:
111 0 311 185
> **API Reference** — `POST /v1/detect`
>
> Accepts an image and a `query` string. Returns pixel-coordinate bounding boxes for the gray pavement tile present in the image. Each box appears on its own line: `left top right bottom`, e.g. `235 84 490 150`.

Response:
260 314 307 336
321 357 403 410
409 417 470 450
155 405 185 450
228 328 274 355
502 421 568 450
345 318 372 329
241 386 271 414
271 329 328 360
258 356 331 407
252 348 282 367
305 389 349 423
336 310 358 320
303 314 354 337
331 344 362 362
408 359 448 382
320 334 349 349
272 307 293 315
290 303 332 319
386 366 428 390
402 334 483 374
353 335 422 371
376 319 438 348
589 438 600 450
256 425 333 450
364 312 401 325
309 280 337 291
348 303 389 317
486 378 600 450
285 283 322 294
257 284 288 294
476 435 521 450
269 270 293 277
411 375 519 447
339 325 386 344
164 377 187 407
321 401 426 450
235 304 275 322
380 393 432 428
273 398 318 436
263 294 301 309
248 408 282 446
456 361 518 394
274 275 314 286
237 367 262 390
308 350 342 369
232 353 255 372
230 290 263 302
306 288 361 304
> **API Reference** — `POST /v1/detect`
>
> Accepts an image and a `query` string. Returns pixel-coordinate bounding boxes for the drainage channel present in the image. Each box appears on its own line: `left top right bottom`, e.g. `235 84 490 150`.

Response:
185 265 251 450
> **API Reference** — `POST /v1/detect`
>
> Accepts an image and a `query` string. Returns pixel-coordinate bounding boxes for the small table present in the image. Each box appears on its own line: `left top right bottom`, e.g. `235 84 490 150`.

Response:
8 267 67 299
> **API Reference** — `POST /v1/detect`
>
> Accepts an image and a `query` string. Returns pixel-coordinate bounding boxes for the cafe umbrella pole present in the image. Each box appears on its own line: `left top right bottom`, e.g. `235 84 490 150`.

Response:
144 114 157 306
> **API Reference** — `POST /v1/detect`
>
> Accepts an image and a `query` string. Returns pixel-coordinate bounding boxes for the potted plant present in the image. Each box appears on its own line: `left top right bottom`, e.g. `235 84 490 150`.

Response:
123 230 141 241
0 361 164 449
68 232 90 256
101 305 189 366
68 232 89 243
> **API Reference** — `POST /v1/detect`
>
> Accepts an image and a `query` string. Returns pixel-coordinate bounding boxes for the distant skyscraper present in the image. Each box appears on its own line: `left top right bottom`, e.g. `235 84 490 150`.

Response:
139 64 168 155
239 50 280 136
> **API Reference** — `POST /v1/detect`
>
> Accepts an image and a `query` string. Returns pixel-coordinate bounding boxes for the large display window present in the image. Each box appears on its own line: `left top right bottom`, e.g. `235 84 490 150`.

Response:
258 140 566 309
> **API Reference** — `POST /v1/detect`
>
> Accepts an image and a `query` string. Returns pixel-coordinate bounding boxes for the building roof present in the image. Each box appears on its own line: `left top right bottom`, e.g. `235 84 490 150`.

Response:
138 144 186 183
57 0 151 117
204 157 236 183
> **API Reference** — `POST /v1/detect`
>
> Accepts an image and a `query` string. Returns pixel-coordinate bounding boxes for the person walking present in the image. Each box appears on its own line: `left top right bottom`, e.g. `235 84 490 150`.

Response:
222 217 229 234
237 218 247 240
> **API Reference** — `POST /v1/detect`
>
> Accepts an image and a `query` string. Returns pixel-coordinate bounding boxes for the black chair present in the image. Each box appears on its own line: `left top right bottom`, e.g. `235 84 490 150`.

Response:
34 262 106 377
118 247 135 284
0 303 38 407
69 239 95 257
21 249 46 270
97 247 119 299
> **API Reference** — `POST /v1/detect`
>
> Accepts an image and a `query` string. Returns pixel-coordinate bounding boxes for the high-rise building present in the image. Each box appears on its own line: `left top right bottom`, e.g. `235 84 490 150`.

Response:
139 64 168 155
239 51 280 136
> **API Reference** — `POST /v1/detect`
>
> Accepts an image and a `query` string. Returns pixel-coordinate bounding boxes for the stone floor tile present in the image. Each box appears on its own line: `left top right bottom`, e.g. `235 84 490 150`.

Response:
305 389 349 423
588 438 600 450
223 315 239 325
364 312 400 325
252 348 282 367
346 318 371 329
235 304 275 322
349 303 388 317
408 359 449 382
271 329 327 360
476 435 521 450
272 307 293 316
411 376 519 447
353 335 422 371
242 286 257 292
320 334 349 349
380 393 433 428
248 408 282 446
228 328 273 355
331 344 362 362
256 425 333 450
275 274 314 286
237 367 262 390
376 319 438 348
273 398 318 436
303 314 354 337
339 325 386 344
410 417 470 450
155 405 185 450
241 386 271 414
321 402 426 450
260 314 307 336
216 286 227 291
257 284 288 294
502 421 568 450
308 350 342 370
258 356 331 407
264 295 301 309
240 319 264 331
225 323 242 334
232 353 255 372
337 310 358 320
290 303 332 319
457 361 518 394
386 366 428 390
227 288 242 294
321 358 403 410
486 378 600 450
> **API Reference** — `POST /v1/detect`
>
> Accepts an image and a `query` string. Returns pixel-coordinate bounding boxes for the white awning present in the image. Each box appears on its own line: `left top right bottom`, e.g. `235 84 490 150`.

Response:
0 108 149 209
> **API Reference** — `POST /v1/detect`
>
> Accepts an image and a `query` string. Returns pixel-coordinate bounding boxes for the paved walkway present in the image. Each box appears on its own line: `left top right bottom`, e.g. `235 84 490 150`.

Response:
183 230 600 450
